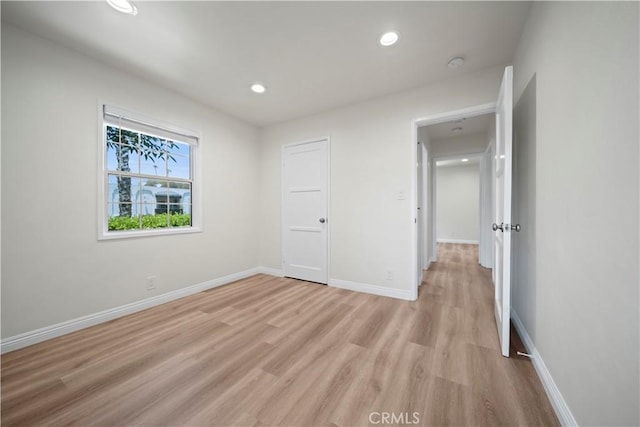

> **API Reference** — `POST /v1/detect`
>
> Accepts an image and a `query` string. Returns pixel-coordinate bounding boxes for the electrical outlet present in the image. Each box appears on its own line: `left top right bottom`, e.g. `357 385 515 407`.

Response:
146 276 156 291
386 270 394 281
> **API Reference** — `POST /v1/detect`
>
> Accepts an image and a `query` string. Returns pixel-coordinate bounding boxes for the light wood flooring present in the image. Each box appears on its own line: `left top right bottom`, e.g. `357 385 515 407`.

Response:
1 243 558 426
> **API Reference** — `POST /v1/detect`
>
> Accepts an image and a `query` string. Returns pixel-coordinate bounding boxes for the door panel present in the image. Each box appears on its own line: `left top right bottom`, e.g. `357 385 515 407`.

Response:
282 139 328 284
493 66 513 357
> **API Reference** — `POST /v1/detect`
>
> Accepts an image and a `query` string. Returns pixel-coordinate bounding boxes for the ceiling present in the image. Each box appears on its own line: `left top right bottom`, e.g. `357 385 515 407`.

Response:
436 157 480 167
424 113 494 141
2 1 531 126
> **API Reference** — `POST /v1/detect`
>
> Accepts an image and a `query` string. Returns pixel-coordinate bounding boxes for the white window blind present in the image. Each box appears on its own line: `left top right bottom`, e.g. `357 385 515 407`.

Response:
103 105 199 146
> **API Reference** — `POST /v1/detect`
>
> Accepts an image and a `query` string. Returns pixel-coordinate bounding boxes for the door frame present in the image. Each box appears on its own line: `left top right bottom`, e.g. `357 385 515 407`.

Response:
415 140 430 286
281 136 331 284
410 103 496 297
418 141 430 279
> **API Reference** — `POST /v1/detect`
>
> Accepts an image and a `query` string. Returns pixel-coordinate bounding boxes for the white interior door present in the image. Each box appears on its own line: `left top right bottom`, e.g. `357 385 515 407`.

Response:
282 138 329 284
493 66 513 357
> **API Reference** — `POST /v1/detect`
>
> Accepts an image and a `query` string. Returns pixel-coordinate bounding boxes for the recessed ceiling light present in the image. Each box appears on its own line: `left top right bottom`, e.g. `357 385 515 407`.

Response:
379 31 399 47
250 83 266 94
461 158 469 162
447 56 465 69
106 0 138 15
452 127 463 132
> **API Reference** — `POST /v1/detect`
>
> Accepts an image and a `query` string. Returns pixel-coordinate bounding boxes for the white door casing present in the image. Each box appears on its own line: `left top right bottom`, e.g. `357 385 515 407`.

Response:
282 138 329 284
421 142 430 270
493 66 514 357
417 141 424 284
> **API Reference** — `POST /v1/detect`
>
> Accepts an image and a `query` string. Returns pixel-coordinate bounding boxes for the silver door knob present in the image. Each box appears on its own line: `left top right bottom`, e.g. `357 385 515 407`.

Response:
492 222 504 232
511 224 521 232
319 218 326 223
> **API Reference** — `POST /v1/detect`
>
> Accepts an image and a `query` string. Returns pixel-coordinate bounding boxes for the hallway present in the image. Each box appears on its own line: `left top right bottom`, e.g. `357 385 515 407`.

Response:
418 243 558 425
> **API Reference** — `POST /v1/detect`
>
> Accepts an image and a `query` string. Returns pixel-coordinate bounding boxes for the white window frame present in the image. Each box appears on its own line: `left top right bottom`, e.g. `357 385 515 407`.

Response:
97 103 203 240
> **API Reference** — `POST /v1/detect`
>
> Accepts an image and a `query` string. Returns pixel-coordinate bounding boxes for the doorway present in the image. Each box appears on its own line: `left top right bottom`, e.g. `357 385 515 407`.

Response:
411 65 513 358
413 109 496 290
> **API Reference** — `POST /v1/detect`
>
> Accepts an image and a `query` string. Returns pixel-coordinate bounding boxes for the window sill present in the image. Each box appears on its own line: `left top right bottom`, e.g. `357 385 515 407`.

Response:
98 226 202 241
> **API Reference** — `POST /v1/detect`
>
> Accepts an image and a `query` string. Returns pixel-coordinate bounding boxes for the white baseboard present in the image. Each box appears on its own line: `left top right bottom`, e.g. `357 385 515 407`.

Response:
1 268 261 354
436 238 479 244
511 310 578 427
256 266 284 277
329 278 415 301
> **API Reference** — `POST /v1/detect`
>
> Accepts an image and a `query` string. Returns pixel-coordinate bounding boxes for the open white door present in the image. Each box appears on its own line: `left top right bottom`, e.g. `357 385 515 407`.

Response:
493 66 513 357
282 138 329 284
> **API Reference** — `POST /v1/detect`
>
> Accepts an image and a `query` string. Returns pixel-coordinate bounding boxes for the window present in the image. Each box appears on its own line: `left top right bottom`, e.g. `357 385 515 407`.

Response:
99 105 201 239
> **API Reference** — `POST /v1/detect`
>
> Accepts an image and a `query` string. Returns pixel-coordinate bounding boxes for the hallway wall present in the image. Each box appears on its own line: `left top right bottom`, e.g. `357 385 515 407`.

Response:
512 2 639 425
436 164 480 243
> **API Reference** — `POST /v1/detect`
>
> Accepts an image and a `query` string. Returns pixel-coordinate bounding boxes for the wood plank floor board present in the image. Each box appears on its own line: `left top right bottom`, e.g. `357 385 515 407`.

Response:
220 282 311 325
349 299 401 349
264 283 343 330
432 304 472 386
375 342 435 419
42 351 200 427
277 343 365 427
465 342 532 426
182 368 279 427
254 344 354 425
1 244 559 427
330 303 422 427
136 342 277 426
261 302 354 377
422 376 476 427
408 299 442 348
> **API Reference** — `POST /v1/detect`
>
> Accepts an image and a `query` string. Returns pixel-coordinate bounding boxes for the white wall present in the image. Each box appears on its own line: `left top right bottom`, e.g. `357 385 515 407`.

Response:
430 131 490 158
1 25 261 338
512 2 639 425
259 66 504 294
436 164 480 243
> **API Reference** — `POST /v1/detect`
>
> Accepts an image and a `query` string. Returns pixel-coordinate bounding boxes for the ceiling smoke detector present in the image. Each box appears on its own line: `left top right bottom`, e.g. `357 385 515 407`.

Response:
447 56 465 69
451 127 463 132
